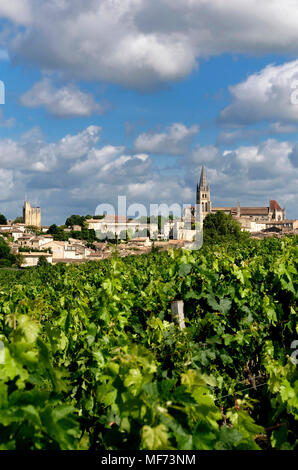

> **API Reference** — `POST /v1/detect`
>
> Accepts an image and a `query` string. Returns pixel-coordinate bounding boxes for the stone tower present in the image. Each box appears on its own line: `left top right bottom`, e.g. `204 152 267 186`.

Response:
196 164 211 219
23 200 41 227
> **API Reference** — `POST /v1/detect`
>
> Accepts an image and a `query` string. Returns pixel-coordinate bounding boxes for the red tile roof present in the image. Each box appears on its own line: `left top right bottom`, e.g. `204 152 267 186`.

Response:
270 200 282 211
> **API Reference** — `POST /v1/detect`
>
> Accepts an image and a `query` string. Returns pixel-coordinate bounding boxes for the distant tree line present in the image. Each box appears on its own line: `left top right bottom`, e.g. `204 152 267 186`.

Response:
47 224 98 243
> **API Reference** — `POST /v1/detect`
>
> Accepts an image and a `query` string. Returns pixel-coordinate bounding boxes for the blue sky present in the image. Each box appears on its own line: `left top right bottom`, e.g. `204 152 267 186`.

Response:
0 1 298 224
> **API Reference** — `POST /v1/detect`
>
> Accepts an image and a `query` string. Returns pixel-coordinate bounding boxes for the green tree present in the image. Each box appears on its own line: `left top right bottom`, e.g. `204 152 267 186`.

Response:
0 238 17 267
203 211 249 243
25 226 42 235
14 254 25 268
0 214 7 225
48 224 69 241
65 215 86 228
48 224 59 234
0 237 10 259
37 256 49 267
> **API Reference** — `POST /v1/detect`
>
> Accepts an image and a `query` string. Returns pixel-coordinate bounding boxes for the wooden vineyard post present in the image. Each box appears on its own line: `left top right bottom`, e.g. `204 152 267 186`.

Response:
171 300 185 331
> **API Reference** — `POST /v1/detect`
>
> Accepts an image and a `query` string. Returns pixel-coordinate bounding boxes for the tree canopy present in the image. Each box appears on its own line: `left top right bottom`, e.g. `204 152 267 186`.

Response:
203 211 249 243
0 214 7 225
48 224 69 241
37 256 50 267
0 237 18 267
0 237 10 258
65 215 86 228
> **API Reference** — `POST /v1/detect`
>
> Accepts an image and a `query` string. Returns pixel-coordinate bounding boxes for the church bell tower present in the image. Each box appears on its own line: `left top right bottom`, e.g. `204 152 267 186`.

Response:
196 164 211 219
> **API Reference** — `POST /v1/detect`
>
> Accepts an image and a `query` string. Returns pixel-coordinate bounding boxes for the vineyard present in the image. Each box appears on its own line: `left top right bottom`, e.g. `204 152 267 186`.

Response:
0 236 297 450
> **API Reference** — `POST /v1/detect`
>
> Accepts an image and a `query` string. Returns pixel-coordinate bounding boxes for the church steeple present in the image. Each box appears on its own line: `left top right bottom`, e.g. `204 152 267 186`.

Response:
196 164 211 218
199 164 207 190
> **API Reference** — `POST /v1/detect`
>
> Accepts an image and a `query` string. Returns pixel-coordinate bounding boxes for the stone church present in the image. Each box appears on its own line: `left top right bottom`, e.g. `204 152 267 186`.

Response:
195 164 286 223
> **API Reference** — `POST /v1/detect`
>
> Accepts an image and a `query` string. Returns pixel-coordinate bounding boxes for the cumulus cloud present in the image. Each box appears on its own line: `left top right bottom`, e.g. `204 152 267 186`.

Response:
20 78 107 118
0 0 31 25
188 144 220 166
0 122 195 223
219 60 298 126
134 123 199 155
222 140 293 179
0 124 297 223
69 146 125 175
0 125 101 174
0 138 28 168
57 125 101 159
3 1 298 89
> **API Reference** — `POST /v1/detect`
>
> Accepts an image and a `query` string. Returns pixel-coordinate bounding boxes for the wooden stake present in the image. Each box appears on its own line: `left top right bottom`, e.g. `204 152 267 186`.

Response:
171 300 185 330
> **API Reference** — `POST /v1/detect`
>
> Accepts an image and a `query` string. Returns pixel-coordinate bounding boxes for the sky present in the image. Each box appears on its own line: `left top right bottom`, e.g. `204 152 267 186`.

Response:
0 0 297 224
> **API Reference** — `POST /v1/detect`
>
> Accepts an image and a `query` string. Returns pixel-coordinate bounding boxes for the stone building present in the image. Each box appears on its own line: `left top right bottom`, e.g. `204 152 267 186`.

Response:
20 253 53 268
86 215 158 239
23 200 41 227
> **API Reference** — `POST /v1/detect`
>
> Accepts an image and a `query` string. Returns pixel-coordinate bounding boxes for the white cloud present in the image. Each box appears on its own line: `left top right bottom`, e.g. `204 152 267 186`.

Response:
0 139 28 168
20 78 106 117
220 60 298 125
0 125 297 222
27 126 102 172
134 123 199 155
188 144 219 165
0 0 31 24
69 145 125 175
0 125 101 174
3 1 298 89
222 140 293 178
57 125 101 159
